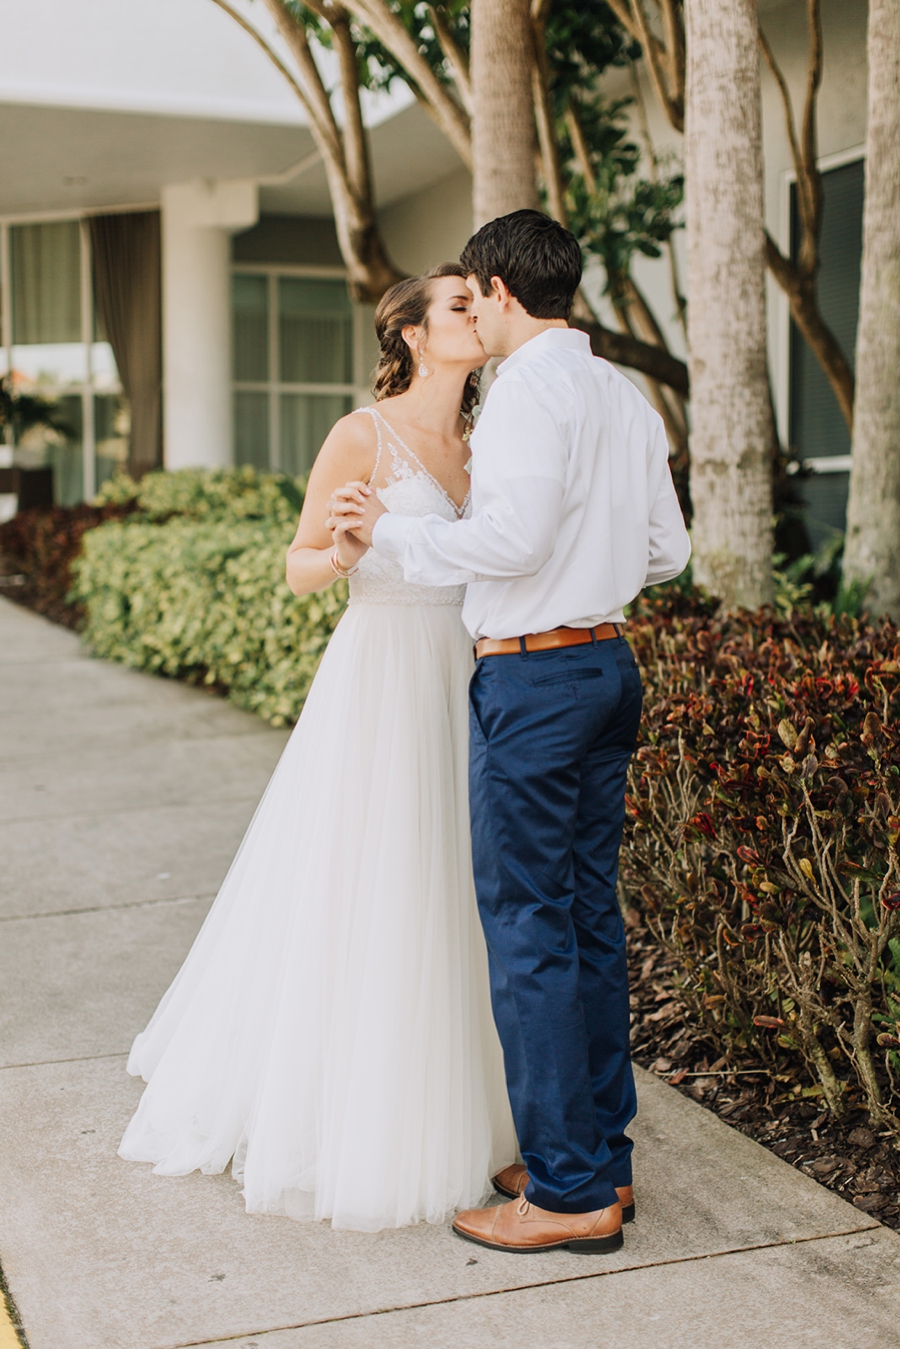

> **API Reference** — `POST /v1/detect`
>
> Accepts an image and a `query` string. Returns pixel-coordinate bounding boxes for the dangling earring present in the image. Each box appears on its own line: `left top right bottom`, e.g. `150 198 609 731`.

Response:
418 348 430 378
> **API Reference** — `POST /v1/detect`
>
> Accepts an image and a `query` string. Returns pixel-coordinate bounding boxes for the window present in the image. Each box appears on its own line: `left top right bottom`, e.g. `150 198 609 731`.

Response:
0 217 127 504
789 158 864 549
232 267 370 477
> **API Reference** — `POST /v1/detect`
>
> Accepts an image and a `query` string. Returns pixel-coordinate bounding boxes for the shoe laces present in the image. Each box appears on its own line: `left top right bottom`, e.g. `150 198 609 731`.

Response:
516 1195 530 1217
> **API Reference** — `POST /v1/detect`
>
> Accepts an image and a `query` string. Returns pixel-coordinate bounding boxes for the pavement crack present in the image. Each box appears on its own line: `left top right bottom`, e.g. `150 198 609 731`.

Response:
162 1226 880 1349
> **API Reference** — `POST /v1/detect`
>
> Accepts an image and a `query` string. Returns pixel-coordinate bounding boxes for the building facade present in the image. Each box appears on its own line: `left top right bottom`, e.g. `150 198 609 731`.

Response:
0 0 867 550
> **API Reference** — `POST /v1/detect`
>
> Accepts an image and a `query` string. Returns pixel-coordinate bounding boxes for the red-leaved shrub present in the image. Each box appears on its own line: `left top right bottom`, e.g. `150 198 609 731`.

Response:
0 502 133 627
623 594 900 1135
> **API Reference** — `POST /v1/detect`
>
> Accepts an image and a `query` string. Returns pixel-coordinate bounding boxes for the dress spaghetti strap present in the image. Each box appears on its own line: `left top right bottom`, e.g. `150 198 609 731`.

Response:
353 405 383 486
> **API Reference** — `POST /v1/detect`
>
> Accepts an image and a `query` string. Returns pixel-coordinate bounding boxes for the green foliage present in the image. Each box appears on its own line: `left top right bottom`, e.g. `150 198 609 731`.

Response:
544 1 638 103
623 595 900 1135
772 533 872 621
0 374 75 441
287 1 471 99
543 8 684 304
566 126 684 291
74 468 346 726
92 464 303 525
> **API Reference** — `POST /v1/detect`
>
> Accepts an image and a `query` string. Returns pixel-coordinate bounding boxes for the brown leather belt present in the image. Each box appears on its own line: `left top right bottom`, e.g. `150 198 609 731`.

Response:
475 622 623 659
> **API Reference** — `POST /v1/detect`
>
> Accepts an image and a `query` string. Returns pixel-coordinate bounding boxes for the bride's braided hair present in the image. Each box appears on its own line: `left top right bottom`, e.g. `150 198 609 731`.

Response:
372 264 480 424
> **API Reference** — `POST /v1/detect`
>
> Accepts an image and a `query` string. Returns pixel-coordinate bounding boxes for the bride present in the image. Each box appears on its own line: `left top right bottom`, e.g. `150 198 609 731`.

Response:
119 264 517 1231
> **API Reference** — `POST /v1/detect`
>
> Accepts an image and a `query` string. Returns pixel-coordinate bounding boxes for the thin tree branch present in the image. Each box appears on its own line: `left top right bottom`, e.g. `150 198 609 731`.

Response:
531 13 567 224
262 0 348 167
799 0 824 273
624 273 672 354
605 0 643 45
572 317 690 397
759 24 810 238
630 0 683 132
427 5 472 115
612 276 688 454
628 59 687 338
605 0 682 132
565 100 596 192
340 0 472 168
216 0 401 302
760 3 851 427
765 232 855 431
801 0 824 186
329 8 374 207
659 0 685 111
210 0 342 168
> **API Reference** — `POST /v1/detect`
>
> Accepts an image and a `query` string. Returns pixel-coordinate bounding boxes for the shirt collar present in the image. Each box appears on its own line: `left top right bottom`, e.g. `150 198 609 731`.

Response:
496 326 591 376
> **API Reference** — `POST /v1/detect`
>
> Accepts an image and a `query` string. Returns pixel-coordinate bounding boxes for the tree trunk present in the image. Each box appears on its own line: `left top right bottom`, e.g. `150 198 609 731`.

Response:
843 0 900 616
685 0 774 609
470 0 539 225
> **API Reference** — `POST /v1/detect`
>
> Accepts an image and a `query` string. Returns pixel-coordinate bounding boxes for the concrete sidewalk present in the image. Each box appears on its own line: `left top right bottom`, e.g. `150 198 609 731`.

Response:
1 594 898 1349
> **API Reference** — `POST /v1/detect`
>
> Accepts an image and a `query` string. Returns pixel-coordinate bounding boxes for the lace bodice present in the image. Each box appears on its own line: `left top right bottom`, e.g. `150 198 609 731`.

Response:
348 406 470 607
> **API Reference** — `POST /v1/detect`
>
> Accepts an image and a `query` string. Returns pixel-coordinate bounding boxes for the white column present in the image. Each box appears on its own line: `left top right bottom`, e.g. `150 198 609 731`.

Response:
161 179 258 470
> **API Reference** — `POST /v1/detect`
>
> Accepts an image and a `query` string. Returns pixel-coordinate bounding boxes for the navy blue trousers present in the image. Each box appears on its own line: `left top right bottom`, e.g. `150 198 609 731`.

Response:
469 635 641 1214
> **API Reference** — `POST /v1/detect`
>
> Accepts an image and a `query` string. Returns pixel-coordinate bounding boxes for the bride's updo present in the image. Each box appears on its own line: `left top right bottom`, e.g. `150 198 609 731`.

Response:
373 263 480 423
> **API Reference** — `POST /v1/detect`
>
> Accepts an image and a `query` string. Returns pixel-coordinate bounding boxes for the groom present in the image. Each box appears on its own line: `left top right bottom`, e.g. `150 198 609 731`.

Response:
345 209 690 1253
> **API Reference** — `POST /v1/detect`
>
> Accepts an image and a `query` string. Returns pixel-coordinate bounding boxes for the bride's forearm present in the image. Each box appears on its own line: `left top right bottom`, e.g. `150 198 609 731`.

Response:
286 546 340 597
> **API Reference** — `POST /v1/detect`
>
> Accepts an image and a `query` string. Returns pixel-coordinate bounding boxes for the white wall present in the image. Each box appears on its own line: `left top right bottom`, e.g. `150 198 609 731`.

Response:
378 168 474 276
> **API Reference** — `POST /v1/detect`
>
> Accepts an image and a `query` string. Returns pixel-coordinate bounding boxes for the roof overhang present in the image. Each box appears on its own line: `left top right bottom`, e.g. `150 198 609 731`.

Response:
0 99 465 219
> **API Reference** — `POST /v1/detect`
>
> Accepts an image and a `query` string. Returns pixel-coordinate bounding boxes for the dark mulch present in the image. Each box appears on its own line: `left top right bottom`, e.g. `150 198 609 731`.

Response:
626 909 900 1229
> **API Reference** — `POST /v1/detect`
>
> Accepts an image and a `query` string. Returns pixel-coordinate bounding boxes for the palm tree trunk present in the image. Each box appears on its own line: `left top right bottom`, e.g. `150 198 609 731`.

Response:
843 0 900 616
470 0 539 225
685 0 774 609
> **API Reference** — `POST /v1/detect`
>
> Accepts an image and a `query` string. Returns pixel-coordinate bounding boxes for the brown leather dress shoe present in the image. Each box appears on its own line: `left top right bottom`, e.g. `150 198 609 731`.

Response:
453 1194 623 1254
492 1163 636 1223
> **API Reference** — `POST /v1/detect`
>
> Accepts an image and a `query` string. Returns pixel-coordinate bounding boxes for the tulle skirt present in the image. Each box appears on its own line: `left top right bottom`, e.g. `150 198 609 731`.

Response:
119 601 517 1231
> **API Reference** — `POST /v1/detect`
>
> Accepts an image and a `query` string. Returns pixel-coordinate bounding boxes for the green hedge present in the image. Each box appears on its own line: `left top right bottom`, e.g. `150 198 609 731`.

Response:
72 468 346 726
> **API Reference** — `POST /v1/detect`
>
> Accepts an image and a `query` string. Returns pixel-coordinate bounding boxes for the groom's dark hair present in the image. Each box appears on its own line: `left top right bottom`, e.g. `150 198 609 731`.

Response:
460 209 583 321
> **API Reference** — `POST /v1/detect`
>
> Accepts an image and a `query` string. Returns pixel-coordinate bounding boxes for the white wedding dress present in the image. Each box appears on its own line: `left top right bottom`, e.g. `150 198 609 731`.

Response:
119 407 517 1231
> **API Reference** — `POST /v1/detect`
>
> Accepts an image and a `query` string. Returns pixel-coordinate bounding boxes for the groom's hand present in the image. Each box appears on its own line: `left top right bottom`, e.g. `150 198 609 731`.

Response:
328 482 387 548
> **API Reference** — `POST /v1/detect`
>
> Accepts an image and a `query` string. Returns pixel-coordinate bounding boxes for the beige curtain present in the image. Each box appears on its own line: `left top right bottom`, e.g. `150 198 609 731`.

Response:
10 221 82 344
90 212 162 478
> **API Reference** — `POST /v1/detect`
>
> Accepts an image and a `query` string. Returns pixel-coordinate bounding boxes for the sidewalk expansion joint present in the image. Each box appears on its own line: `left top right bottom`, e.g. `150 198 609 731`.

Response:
164 1225 879 1349
2 732 276 767
0 1052 127 1073
0 894 215 924
0 796 265 828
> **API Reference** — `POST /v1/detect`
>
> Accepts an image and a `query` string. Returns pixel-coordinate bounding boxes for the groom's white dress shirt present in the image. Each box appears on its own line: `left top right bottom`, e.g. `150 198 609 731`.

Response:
372 327 691 641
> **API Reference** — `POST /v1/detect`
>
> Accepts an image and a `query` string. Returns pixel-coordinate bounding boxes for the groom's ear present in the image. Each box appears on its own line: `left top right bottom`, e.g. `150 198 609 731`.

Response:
491 276 513 308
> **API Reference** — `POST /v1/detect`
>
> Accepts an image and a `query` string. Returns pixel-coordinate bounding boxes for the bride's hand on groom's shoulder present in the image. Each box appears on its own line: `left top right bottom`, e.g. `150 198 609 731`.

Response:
328 482 388 550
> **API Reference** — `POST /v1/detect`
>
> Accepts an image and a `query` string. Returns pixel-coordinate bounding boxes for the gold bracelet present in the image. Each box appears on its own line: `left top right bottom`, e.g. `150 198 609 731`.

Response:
330 547 359 579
